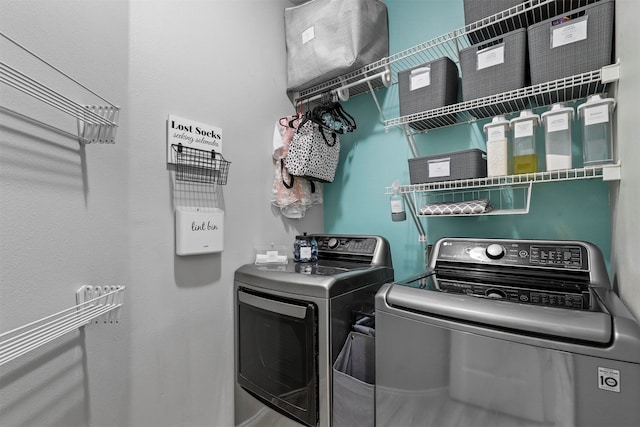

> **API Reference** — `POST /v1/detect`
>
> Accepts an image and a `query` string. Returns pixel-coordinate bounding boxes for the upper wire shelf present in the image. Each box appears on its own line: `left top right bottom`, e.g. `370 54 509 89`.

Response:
0 32 120 144
385 68 613 132
172 144 231 185
292 0 601 109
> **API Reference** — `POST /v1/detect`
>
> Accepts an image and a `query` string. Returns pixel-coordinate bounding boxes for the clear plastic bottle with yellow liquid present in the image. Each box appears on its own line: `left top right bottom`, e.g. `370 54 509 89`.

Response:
510 110 540 175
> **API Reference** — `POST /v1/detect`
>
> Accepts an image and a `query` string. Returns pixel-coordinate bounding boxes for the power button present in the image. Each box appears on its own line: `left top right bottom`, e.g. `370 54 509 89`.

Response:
486 244 505 259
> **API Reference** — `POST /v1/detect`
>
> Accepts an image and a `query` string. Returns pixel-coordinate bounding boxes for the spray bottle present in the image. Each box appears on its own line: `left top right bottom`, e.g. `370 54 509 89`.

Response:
390 180 406 222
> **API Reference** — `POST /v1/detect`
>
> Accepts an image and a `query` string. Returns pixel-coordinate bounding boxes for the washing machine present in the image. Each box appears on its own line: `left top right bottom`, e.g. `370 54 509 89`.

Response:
376 237 640 427
234 234 393 427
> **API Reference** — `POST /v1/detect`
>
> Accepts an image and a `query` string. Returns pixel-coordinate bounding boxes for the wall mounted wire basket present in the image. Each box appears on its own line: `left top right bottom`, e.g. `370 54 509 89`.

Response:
171 143 230 185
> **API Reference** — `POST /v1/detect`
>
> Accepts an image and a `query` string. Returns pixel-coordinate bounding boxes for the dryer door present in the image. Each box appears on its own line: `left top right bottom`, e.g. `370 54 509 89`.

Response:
237 287 318 427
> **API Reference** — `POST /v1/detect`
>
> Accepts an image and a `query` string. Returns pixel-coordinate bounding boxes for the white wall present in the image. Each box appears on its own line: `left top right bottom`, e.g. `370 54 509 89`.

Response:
1 1 322 426
611 0 640 320
0 1 131 426
127 1 322 426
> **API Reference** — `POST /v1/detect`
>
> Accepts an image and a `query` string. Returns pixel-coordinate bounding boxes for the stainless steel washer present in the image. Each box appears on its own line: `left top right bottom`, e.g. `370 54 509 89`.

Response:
376 237 640 427
234 234 393 427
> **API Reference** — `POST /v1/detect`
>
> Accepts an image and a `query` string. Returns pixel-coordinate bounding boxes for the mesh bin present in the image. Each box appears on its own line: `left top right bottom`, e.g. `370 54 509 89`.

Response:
408 149 487 184
398 57 459 130
460 28 528 105
528 0 614 85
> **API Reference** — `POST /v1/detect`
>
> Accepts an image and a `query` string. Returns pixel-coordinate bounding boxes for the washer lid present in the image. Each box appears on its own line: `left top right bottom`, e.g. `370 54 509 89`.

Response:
234 261 394 298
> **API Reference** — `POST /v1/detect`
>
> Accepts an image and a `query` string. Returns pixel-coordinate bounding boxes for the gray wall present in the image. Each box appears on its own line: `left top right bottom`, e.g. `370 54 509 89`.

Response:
1 1 322 426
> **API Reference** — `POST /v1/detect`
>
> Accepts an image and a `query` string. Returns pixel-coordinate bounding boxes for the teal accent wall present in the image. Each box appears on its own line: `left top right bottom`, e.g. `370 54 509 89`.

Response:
324 0 612 281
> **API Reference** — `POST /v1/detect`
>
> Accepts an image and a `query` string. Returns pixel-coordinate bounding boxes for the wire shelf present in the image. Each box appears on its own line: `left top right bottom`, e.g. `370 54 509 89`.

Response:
389 165 613 195
385 69 609 131
293 0 601 108
172 144 230 185
413 183 532 217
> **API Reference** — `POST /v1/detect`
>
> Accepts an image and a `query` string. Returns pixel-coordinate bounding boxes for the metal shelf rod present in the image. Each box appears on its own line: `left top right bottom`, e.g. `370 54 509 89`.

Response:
0 62 116 125
0 31 117 107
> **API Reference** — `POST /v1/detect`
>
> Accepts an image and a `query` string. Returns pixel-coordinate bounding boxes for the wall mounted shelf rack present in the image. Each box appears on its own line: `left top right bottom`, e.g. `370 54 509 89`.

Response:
0 32 120 144
0 285 125 367
388 164 620 242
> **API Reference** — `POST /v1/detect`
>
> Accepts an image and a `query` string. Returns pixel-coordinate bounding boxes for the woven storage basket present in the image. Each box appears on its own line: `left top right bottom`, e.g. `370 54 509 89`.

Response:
460 28 528 103
528 0 614 85
463 0 525 43
408 149 487 184
398 57 459 129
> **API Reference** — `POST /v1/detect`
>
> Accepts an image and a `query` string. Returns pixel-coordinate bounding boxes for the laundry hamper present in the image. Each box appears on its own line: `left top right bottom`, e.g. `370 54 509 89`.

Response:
285 0 389 93
332 331 375 427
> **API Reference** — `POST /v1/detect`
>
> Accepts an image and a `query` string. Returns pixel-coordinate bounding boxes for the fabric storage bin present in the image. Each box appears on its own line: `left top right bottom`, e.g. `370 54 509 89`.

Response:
408 149 487 184
460 28 528 103
528 0 614 85
285 0 389 93
463 0 525 43
332 331 375 427
398 57 459 128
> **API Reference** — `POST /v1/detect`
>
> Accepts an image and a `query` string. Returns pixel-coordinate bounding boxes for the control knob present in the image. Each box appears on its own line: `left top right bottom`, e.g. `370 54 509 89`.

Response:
327 237 339 249
486 244 505 259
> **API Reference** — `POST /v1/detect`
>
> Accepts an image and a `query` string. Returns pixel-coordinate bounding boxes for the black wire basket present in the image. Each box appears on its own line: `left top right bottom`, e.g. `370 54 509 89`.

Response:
172 144 230 185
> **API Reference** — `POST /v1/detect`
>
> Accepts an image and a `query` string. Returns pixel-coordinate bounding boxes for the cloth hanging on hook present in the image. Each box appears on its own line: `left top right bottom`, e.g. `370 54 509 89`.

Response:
271 115 322 219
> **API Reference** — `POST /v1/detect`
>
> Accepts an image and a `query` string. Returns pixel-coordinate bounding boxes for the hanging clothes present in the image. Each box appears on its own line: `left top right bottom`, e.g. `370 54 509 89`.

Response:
271 115 322 219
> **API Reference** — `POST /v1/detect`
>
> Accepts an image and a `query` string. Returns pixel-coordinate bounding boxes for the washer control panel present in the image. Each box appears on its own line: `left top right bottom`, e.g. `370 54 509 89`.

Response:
434 239 588 271
315 236 377 255
437 279 590 310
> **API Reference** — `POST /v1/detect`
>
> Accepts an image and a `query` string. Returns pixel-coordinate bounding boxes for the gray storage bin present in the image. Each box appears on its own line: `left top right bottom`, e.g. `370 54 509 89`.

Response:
409 149 487 184
463 0 525 43
460 28 528 103
398 57 459 129
528 0 614 85
285 0 389 93
332 332 375 427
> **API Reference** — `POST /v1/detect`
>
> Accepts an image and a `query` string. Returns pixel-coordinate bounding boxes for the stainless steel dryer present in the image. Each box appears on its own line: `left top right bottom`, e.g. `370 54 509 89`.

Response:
234 234 393 427
376 237 640 427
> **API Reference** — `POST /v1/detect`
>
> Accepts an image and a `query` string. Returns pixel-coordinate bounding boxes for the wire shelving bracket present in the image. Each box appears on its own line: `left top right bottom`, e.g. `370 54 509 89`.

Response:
0 31 121 144
0 285 125 367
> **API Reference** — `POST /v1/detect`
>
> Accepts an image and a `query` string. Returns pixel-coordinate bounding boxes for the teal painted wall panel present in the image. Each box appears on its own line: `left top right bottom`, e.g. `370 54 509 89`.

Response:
324 0 612 281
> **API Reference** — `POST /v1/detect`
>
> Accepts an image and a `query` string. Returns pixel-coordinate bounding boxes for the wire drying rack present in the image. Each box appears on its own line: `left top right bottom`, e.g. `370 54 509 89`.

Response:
0 31 120 144
171 143 230 185
0 285 125 367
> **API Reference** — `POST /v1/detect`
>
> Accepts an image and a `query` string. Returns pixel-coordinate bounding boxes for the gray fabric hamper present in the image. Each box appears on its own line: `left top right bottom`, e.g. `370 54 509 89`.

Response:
527 0 614 85
285 0 388 93
332 332 375 427
460 28 528 103
409 149 487 184
398 57 459 130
